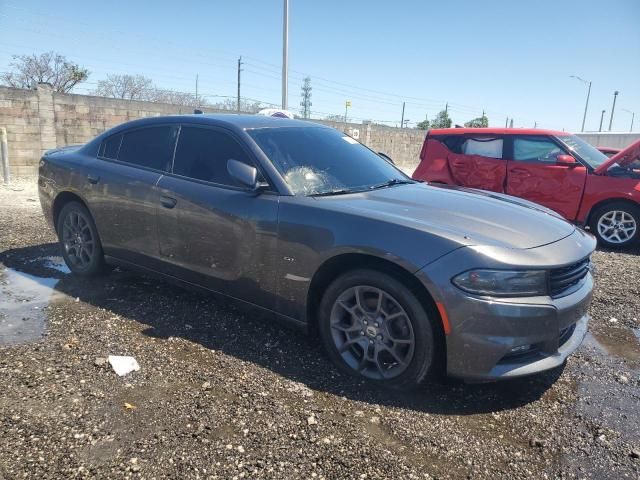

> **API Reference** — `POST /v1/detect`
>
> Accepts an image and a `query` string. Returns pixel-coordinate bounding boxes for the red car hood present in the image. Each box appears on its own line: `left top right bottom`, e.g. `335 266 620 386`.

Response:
593 139 640 174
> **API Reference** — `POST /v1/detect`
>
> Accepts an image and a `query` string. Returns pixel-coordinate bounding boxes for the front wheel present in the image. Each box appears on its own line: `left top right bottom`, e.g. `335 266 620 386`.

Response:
57 201 107 276
318 269 437 389
589 202 640 248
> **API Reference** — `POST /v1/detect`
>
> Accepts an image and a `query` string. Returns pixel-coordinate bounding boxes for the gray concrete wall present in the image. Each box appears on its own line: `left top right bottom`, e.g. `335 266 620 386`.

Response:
0 85 426 175
575 132 640 149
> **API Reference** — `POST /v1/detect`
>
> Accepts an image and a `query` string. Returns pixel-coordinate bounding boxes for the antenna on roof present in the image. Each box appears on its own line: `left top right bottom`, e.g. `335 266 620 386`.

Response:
193 109 203 114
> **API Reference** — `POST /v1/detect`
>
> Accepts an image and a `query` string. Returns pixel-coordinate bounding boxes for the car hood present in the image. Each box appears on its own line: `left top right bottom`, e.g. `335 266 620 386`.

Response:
315 183 576 249
593 139 640 174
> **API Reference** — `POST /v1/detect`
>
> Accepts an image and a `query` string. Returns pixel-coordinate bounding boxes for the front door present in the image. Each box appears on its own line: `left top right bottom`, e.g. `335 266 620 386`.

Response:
155 125 280 309
505 136 587 220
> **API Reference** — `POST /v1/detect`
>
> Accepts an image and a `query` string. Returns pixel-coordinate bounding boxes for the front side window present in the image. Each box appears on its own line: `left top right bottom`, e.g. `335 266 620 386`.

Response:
461 137 503 159
248 126 410 195
172 126 255 187
117 126 178 171
513 137 564 162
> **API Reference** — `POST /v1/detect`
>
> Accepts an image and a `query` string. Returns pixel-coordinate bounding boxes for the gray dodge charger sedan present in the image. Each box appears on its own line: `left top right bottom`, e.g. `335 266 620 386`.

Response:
38 115 596 388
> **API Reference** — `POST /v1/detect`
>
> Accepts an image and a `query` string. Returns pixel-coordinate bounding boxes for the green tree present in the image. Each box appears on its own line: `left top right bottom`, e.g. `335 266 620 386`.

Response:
430 109 452 129
416 119 430 130
464 115 489 128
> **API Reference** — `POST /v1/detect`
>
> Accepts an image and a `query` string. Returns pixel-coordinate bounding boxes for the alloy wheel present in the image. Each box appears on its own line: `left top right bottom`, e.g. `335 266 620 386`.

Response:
329 285 415 380
61 210 96 269
597 210 637 244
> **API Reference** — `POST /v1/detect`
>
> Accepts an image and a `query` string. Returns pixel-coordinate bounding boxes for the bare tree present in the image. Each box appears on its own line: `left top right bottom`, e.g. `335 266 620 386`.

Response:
149 88 206 107
93 74 154 100
0 51 89 92
213 98 265 113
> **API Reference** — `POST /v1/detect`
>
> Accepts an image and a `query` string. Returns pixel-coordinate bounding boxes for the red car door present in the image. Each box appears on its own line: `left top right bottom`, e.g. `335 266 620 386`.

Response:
505 136 587 220
447 136 507 192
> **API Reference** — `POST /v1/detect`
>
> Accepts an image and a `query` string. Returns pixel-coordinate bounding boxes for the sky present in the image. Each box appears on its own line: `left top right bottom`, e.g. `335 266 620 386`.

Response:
0 0 638 131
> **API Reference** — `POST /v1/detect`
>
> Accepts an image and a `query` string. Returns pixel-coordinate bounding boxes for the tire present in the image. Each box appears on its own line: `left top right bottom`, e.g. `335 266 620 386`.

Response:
589 202 640 249
56 201 107 276
318 269 436 390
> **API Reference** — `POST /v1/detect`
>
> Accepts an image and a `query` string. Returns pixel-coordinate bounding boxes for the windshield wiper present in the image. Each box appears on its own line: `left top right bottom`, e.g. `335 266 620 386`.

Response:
309 188 356 197
368 179 414 190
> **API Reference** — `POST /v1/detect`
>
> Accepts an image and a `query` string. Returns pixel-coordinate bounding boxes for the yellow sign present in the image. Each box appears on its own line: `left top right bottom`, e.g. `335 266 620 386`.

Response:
345 101 351 107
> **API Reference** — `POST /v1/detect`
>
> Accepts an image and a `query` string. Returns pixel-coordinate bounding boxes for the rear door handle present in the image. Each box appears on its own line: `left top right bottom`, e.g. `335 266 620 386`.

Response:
160 196 177 209
87 174 100 184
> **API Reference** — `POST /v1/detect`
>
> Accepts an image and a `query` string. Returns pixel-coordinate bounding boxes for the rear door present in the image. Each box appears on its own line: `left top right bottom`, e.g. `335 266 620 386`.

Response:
155 125 280 308
446 135 507 192
85 125 178 263
505 135 587 220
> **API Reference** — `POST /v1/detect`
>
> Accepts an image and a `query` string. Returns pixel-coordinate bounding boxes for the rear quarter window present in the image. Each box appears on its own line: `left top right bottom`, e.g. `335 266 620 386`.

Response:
98 134 122 160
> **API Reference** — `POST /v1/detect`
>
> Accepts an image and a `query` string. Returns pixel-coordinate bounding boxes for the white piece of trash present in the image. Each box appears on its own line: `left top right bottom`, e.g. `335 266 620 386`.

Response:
108 355 140 376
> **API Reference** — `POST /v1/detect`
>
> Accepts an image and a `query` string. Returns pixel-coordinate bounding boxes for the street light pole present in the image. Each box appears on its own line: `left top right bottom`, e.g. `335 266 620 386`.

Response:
599 110 606 132
622 109 635 132
570 75 591 132
608 90 619 131
281 0 289 110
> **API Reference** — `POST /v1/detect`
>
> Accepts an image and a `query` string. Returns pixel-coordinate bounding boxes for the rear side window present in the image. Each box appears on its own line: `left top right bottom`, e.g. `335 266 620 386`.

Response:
172 126 255 187
98 134 122 160
461 138 503 159
513 137 564 162
117 126 179 171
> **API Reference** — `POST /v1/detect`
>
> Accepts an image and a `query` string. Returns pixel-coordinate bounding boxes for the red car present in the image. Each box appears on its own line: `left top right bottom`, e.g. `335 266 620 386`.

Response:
412 128 640 248
598 147 621 158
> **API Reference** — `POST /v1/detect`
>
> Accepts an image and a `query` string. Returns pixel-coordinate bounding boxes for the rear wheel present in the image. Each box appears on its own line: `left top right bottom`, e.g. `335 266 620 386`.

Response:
57 202 107 276
318 269 436 389
589 202 640 248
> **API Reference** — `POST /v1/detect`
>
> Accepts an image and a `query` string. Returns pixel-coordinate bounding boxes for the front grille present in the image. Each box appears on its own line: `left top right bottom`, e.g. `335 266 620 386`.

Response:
549 257 591 297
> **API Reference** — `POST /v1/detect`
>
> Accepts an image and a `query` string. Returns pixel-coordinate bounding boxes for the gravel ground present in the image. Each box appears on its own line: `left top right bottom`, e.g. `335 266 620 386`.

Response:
0 177 638 479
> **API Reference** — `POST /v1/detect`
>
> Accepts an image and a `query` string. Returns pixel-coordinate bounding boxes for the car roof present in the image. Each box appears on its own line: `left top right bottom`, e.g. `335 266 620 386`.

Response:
428 127 568 136
106 113 325 132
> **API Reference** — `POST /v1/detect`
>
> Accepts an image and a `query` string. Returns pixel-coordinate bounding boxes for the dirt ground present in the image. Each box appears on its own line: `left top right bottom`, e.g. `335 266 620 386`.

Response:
0 177 639 479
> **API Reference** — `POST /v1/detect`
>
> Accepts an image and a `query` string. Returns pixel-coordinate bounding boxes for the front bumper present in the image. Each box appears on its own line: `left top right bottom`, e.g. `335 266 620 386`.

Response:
444 276 592 381
417 230 595 381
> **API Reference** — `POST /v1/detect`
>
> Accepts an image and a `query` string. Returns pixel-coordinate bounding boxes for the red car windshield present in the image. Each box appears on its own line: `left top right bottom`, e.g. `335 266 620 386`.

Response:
557 135 608 169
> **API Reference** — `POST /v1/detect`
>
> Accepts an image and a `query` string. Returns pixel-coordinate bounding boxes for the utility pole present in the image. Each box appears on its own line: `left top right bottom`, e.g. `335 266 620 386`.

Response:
505 117 509 128
400 102 405 128
599 110 606 132
608 90 619 131
534 121 537 128
237 56 243 113
509 118 514 128
281 0 289 110
195 74 199 108
344 100 351 130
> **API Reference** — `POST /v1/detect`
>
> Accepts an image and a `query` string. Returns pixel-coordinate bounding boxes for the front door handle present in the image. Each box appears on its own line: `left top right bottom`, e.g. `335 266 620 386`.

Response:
160 196 177 209
87 174 100 184
510 168 530 176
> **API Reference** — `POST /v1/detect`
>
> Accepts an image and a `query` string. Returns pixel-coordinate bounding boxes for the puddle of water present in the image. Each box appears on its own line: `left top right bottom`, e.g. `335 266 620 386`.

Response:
42 256 71 274
0 267 66 345
585 329 640 366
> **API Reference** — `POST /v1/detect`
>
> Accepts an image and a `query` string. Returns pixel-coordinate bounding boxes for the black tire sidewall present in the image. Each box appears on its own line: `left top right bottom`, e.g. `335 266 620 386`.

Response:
318 269 435 389
57 202 105 276
589 202 640 248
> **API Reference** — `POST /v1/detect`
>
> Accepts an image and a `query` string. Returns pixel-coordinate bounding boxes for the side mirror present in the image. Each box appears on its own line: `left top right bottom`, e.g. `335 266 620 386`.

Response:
556 154 577 165
378 152 395 164
227 159 267 191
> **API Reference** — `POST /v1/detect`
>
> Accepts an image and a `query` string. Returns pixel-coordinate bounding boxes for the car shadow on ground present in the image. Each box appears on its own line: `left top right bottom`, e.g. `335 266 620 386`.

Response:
1 242 566 416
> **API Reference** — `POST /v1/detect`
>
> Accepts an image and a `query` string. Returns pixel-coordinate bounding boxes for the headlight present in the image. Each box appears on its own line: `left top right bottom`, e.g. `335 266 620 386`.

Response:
452 269 548 297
